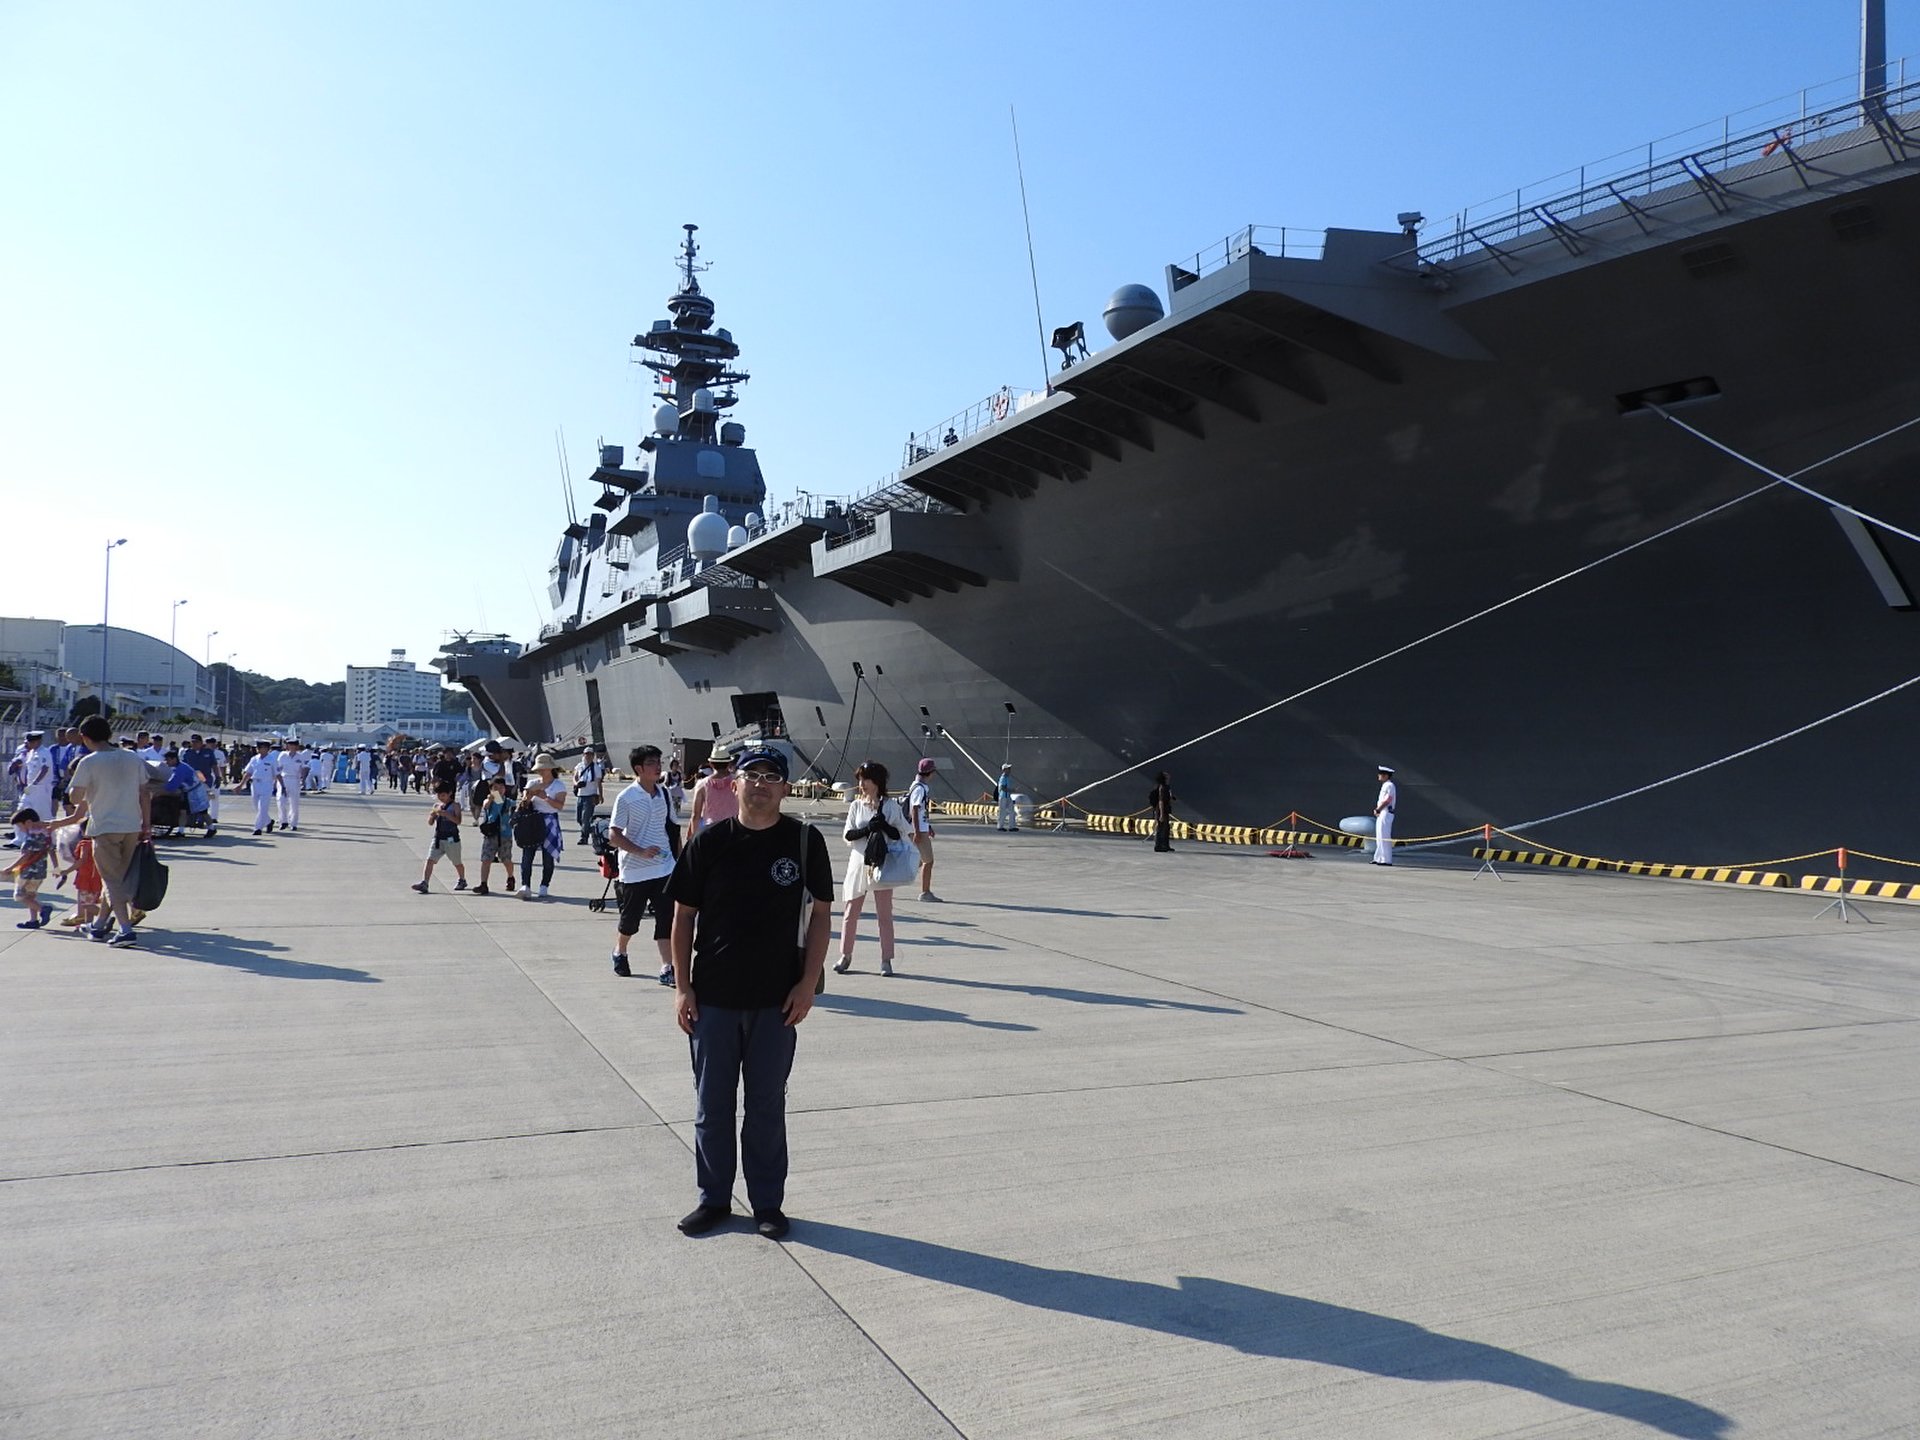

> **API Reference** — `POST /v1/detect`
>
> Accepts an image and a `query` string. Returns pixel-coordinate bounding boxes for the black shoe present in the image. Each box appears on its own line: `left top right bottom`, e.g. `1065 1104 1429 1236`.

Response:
252 828 263 836
754 1210 790 1240
612 955 632 978
266 821 274 833
471 883 490 897
677 1204 732 1236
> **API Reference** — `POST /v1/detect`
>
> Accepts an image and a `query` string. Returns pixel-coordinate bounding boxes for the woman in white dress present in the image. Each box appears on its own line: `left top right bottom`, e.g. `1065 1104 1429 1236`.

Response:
516 753 570 900
834 761 906 976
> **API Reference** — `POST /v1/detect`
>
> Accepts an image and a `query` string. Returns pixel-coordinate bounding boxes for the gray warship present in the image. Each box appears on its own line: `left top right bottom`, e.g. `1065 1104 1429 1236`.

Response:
442 54 1920 872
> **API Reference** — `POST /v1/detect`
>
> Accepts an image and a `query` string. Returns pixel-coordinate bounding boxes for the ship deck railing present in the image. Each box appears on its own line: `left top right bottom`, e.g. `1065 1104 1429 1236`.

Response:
1395 60 1920 272
1169 225 1329 284
903 385 1047 470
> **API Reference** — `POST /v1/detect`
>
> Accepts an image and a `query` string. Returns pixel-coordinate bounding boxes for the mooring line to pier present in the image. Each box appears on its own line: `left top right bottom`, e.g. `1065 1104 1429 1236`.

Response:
1045 403 1920 816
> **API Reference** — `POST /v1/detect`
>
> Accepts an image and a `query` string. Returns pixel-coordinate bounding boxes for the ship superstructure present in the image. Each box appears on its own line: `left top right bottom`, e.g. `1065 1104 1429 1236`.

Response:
446 65 1920 872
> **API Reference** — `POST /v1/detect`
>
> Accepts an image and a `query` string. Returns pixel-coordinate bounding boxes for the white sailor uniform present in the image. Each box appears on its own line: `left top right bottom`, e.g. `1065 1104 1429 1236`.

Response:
276 747 305 828
1372 776 1397 865
244 752 278 832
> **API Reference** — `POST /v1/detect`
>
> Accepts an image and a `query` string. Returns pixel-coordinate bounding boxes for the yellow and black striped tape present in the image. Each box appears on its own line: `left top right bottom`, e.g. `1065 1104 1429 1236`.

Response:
1798 875 1920 900
933 801 1062 824
1471 848 1792 887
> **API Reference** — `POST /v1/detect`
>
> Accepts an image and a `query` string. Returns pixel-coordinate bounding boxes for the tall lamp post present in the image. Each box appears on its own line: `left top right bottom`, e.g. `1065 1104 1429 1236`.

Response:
100 538 127 719
205 630 219 719
223 652 238 728
168 598 189 721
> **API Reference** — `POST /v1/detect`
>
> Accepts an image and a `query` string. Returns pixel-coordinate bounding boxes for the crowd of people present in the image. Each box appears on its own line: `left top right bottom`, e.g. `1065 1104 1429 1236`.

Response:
8 720 968 1240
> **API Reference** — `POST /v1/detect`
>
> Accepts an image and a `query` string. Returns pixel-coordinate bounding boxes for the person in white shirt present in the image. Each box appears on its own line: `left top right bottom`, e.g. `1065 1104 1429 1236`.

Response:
16 731 54 825
905 757 940 902
572 746 608 844
1371 765 1397 866
243 740 279 834
606 744 678 983
356 746 376 794
275 742 306 831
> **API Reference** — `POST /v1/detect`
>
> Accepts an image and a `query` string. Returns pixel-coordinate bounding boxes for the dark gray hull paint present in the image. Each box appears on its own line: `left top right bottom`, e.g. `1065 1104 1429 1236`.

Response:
505 162 1920 875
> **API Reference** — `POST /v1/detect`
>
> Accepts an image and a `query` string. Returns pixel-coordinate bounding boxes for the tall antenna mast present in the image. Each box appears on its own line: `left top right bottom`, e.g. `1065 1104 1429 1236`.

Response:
555 427 578 526
1861 0 1887 102
1010 106 1052 394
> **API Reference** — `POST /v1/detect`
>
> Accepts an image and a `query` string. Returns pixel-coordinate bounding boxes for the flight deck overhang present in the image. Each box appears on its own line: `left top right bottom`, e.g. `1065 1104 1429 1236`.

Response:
626 583 779 656
720 516 845 582
892 233 1489 512
810 509 1008 606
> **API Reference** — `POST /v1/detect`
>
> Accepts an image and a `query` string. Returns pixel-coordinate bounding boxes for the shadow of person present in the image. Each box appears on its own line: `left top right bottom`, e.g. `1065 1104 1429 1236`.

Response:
144 930 380 983
793 1224 1730 1438
812 992 1035 1032
950 900 1167 921
903 973 1241 1014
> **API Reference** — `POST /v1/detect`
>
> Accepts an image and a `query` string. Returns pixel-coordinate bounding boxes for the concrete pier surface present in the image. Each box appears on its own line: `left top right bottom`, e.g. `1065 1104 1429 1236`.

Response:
3 789 1916 1438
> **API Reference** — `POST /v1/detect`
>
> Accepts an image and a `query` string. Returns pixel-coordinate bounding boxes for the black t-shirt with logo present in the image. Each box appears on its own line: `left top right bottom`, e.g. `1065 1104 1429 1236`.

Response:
665 815 834 1010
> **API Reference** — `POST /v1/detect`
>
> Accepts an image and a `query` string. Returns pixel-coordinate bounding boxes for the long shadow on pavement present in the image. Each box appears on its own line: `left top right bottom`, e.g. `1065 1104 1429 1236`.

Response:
794 1224 1730 1438
900 973 1241 1015
142 930 380 983
948 901 1168 921
812 992 1035 1033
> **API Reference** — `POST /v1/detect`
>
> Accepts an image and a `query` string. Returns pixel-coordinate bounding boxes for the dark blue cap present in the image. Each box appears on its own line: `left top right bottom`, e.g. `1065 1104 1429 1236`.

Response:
734 746 789 781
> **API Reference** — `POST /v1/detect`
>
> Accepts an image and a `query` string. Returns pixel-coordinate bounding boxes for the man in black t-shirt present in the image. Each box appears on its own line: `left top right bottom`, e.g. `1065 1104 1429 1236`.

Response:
666 745 832 1240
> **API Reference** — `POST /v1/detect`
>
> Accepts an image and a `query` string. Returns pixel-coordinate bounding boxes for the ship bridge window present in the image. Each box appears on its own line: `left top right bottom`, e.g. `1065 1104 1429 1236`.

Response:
1615 376 1721 415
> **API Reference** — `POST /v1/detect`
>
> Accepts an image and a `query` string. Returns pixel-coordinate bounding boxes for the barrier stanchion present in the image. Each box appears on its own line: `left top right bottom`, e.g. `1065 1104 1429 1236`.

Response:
1812 846 1877 924
1472 823 1503 882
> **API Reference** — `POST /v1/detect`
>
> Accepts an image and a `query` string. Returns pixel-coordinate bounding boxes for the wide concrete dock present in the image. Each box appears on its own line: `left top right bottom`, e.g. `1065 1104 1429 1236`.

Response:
3 788 1916 1437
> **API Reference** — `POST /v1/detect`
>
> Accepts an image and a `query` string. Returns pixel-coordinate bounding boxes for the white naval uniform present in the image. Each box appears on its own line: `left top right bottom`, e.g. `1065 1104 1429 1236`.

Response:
357 750 375 794
1372 779 1397 865
276 749 305 827
18 748 54 822
244 753 278 831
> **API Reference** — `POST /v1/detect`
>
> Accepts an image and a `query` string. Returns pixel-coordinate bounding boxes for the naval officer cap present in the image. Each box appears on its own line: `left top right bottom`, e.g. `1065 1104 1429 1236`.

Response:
1376 764 1395 774
26 728 45 739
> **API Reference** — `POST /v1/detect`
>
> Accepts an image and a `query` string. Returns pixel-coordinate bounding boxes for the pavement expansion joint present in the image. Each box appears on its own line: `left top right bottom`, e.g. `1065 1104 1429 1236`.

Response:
0 1121 662 1187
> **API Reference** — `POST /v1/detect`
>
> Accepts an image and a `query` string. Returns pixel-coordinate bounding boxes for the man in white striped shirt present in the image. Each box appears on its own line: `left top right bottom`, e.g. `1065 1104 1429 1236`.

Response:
608 744 678 983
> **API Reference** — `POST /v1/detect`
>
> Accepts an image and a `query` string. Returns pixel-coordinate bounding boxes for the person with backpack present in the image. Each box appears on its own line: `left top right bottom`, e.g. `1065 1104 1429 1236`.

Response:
471 777 516 896
664 746 832 1239
513 754 568 900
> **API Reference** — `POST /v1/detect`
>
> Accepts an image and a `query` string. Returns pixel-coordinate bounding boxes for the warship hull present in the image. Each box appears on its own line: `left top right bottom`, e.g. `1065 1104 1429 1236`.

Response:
450 104 1920 874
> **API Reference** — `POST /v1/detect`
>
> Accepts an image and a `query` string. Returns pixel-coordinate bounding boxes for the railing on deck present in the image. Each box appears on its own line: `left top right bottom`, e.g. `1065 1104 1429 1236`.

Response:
1402 61 1919 269
1169 225 1327 284
902 385 1045 469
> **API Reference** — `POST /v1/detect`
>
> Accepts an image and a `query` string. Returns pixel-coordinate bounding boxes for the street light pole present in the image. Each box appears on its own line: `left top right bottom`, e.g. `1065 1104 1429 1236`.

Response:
223 652 237 728
205 631 219 718
169 598 189 721
101 538 127 719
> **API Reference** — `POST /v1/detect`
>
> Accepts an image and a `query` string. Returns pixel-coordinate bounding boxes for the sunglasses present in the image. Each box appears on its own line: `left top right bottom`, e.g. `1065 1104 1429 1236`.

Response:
739 770 785 785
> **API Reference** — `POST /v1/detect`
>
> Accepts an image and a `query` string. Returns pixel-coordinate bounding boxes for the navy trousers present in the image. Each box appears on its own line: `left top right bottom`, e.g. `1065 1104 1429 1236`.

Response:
689 1003 798 1213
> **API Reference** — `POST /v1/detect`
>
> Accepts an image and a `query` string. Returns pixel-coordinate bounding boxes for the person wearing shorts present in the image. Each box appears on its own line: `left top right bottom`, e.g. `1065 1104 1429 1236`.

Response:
473 778 516 895
63 714 151 948
608 744 677 982
412 782 468 893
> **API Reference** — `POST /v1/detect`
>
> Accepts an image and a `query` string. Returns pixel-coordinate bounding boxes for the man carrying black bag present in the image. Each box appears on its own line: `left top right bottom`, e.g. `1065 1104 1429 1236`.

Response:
666 746 832 1240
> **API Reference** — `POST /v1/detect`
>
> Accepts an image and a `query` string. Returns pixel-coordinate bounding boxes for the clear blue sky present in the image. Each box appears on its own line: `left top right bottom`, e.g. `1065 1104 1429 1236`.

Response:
3 1 1908 686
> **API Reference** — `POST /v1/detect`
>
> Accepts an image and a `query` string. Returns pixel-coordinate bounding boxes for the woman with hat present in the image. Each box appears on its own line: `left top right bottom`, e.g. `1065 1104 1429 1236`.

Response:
514 753 570 899
687 743 738 835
